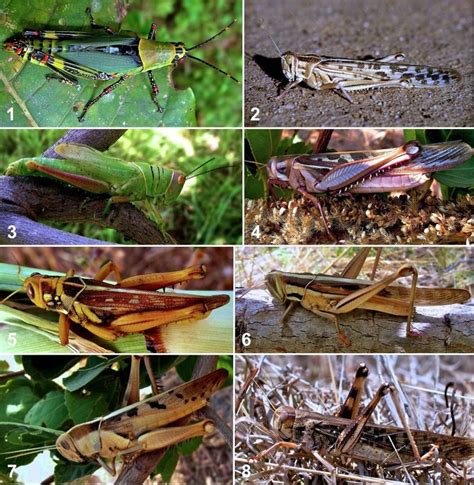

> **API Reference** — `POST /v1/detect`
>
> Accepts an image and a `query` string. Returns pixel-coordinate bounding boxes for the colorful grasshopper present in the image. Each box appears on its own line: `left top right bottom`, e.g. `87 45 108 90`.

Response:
266 140 473 236
55 359 228 476
265 248 471 346
4 9 239 122
265 363 474 466
5 142 219 227
19 261 229 345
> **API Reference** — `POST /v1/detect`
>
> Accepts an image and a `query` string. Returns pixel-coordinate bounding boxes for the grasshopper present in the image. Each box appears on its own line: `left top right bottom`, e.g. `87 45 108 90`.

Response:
5 142 223 228
13 260 229 345
55 358 228 476
266 140 473 237
263 363 474 468
264 29 461 101
265 247 471 346
4 8 239 122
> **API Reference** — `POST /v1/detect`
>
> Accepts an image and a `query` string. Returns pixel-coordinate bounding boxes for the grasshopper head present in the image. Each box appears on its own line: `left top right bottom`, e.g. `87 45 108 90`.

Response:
267 156 292 183
56 433 85 463
281 51 298 81
265 271 287 303
273 406 295 440
3 38 28 56
164 170 186 204
24 273 51 310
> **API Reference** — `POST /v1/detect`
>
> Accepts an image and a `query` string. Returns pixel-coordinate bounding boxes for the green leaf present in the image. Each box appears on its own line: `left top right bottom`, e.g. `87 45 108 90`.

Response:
0 377 41 423
245 168 265 199
62 356 121 392
64 373 121 424
175 356 197 381
0 1 196 127
246 130 282 164
25 390 69 429
154 437 203 483
403 129 427 144
434 156 474 188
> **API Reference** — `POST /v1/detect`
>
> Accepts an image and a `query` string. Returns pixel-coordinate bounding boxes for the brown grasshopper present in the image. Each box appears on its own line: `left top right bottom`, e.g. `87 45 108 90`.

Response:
15 261 229 345
262 363 474 468
268 34 462 101
54 357 228 476
265 247 471 346
266 140 473 237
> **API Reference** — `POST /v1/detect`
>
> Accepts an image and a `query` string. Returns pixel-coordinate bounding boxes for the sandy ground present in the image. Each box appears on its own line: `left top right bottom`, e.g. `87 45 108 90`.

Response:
244 0 473 127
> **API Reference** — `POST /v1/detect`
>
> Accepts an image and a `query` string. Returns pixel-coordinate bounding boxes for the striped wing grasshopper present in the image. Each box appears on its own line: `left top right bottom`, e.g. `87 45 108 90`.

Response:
8 260 229 346
265 248 471 346
261 363 474 468
55 357 228 477
271 40 461 101
266 140 473 237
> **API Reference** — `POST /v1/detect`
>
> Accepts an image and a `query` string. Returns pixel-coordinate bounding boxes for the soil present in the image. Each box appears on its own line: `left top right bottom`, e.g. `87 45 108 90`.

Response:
244 0 473 127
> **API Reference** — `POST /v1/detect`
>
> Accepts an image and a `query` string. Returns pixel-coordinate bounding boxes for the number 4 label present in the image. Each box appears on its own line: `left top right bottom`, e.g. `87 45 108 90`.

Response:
251 225 261 239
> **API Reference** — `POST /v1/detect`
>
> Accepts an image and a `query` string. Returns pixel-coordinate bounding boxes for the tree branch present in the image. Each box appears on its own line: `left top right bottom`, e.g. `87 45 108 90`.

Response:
236 289 474 353
0 177 169 244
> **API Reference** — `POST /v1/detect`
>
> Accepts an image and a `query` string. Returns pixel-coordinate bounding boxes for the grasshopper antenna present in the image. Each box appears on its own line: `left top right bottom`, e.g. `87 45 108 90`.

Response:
186 55 239 83
186 158 235 180
187 19 236 51
0 260 26 304
259 20 283 57
186 19 240 83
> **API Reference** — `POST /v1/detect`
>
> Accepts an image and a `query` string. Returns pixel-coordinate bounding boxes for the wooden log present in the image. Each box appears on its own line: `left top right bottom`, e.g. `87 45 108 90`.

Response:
236 289 474 353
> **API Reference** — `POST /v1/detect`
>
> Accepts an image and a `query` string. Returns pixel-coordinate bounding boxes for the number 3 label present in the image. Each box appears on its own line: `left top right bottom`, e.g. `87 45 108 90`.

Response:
7 225 17 239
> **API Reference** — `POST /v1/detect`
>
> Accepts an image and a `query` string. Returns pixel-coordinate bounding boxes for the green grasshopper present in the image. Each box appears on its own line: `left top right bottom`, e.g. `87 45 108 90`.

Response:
5 142 221 230
3 8 239 122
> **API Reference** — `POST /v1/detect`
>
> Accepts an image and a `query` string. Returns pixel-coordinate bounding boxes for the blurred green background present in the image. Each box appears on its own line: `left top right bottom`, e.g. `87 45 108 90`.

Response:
0 129 242 244
0 0 242 127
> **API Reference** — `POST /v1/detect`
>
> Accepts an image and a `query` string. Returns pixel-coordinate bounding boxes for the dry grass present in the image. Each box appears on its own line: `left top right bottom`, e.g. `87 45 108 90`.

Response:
235 246 473 292
235 355 474 483
245 195 474 245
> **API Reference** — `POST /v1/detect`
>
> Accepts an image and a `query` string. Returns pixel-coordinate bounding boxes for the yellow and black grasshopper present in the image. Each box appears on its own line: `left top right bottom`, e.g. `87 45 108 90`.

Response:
4 8 239 122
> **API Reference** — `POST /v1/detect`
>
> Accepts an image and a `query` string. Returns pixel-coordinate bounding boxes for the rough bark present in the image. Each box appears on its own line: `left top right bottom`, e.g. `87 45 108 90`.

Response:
236 289 474 353
0 177 169 244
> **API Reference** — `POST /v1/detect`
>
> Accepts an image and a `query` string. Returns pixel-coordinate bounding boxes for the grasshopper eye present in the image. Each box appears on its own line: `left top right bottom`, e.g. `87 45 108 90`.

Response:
25 283 35 300
178 174 185 185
